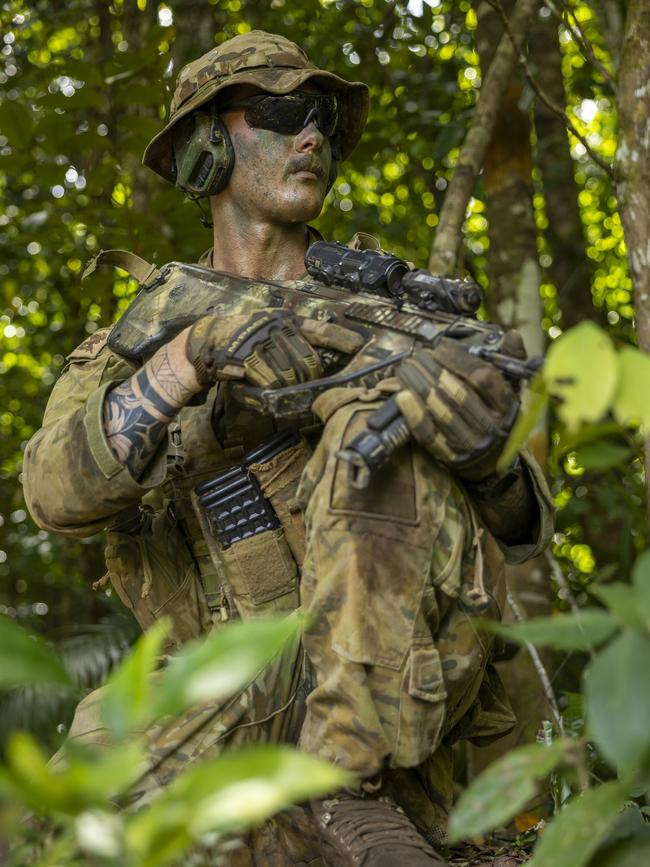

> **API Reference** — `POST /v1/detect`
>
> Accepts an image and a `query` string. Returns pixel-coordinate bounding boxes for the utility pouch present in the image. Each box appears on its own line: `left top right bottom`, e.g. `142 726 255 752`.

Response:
192 429 304 618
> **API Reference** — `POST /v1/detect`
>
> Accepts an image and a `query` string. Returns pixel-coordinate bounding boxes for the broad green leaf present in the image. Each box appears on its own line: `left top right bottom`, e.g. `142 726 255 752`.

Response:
101 619 169 741
543 322 618 430
612 347 650 429
489 610 617 651
528 780 629 867
573 442 632 471
631 549 650 623
585 630 650 772
590 583 645 629
448 740 573 842
150 613 305 721
5 732 146 815
591 839 650 867
497 374 548 472
0 616 72 688
125 745 353 867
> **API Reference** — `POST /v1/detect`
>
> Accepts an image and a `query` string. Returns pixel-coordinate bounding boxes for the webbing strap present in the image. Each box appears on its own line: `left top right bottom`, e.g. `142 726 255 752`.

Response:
82 249 161 285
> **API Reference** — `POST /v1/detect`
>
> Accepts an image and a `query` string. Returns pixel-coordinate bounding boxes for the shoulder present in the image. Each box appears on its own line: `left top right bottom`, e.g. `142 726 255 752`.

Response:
66 327 113 362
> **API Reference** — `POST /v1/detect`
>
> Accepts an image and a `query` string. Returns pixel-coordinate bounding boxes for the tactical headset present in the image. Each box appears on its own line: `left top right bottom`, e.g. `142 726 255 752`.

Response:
171 102 235 199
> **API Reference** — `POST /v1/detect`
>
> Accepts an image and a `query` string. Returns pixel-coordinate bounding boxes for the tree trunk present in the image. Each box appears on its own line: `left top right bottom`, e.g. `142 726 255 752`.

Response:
470 0 552 777
530 13 595 329
428 0 540 276
615 0 650 528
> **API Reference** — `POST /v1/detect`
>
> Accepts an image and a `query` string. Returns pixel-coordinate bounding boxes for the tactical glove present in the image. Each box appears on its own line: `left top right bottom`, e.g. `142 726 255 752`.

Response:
394 340 520 481
186 308 364 389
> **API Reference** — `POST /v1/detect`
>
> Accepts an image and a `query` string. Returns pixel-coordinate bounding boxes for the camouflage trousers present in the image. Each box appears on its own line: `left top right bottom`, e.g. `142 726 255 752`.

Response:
298 392 515 778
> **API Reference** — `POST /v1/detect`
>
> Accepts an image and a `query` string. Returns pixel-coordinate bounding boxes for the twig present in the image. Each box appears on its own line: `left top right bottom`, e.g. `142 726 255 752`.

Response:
545 549 581 616
428 0 542 276
506 590 565 735
485 0 614 177
546 0 617 92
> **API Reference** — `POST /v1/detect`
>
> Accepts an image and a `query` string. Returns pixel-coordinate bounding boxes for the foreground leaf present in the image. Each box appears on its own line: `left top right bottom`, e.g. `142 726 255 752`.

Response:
489 610 617 651
101 619 170 741
543 322 618 430
584 630 650 773
631 548 650 625
590 583 646 629
448 740 573 842
573 442 632 471
5 732 146 814
0 616 72 689
497 375 548 472
591 838 650 867
612 346 650 430
528 780 629 867
150 613 305 721
125 745 352 867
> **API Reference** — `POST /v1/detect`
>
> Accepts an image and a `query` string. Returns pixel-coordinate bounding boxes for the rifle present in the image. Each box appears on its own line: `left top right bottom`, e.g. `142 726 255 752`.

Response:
108 241 542 487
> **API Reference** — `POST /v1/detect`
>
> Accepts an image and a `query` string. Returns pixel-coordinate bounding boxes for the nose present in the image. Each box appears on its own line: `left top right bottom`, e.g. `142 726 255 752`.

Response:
294 120 325 153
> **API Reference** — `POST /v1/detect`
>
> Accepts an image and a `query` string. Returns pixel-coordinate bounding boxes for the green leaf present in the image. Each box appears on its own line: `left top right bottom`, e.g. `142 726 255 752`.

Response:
591 839 650 867
631 549 650 623
489 610 617 651
612 346 650 429
585 630 650 772
573 442 632 471
0 616 72 688
101 619 169 741
528 780 629 867
5 732 146 815
448 740 573 843
543 322 618 431
125 745 353 867
497 374 548 472
590 583 646 629
150 613 305 721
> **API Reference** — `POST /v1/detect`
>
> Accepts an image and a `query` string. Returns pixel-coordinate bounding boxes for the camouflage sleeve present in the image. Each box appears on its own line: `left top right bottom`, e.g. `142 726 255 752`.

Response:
23 329 169 538
498 449 554 565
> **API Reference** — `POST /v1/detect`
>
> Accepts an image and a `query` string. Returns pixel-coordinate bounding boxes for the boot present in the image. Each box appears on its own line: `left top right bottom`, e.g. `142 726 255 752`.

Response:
311 792 450 866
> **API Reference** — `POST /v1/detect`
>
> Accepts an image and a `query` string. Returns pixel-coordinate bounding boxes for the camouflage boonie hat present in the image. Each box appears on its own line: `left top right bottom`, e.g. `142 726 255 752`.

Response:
143 30 370 185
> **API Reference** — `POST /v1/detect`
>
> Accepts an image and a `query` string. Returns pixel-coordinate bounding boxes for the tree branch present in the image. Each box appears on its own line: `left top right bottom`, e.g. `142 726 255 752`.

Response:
546 0 618 92
486 0 614 177
428 0 541 276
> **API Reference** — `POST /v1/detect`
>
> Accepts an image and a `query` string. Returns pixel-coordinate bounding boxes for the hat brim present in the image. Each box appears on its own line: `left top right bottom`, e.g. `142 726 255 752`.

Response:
143 67 369 185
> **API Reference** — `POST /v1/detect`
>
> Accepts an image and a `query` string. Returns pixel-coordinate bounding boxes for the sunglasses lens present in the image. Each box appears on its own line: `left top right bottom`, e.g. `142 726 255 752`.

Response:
245 94 338 137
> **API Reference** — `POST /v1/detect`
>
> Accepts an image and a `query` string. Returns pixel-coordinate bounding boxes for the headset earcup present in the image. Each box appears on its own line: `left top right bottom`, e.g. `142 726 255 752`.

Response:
172 111 234 198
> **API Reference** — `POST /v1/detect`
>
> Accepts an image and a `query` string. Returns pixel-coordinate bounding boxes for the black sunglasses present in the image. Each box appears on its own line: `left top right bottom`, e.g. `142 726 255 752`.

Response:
221 92 339 138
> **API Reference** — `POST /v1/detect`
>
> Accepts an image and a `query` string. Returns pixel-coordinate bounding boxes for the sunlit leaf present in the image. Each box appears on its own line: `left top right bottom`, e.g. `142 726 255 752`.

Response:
543 322 618 430
585 630 650 773
488 610 617 651
528 780 629 867
612 346 650 429
497 374 548 471
0 616 72 689
448 740 573 842
101 619 169 741
125 745 353 867
150 613 305 721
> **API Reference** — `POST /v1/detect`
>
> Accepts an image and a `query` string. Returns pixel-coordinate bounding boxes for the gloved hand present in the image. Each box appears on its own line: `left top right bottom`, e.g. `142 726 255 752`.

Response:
186 307 364 389
394 339 521 481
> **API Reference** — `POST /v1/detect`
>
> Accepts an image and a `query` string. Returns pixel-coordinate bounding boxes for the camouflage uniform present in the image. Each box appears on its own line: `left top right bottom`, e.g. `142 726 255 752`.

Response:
23 30 554 864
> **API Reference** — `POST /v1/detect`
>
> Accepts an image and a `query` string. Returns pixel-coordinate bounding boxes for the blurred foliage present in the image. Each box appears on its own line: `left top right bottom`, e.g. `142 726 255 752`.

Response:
0 0 647 755
0 612 351 866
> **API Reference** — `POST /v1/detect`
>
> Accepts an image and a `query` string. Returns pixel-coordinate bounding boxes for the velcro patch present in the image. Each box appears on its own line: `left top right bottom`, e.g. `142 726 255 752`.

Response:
67 327 112 361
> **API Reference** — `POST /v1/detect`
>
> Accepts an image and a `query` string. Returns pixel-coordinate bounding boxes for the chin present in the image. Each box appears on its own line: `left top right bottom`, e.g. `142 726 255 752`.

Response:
278 194 325 224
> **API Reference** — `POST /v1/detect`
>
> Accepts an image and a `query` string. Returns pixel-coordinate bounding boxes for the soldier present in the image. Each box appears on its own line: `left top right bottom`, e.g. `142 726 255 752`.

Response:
23 31 553 867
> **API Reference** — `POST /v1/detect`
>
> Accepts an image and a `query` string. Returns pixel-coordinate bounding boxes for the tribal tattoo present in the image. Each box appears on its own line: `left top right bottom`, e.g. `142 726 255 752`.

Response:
103 346 196 478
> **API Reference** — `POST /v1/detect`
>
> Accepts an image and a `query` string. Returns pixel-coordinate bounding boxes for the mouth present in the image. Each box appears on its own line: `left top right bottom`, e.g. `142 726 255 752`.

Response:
288 159 325 181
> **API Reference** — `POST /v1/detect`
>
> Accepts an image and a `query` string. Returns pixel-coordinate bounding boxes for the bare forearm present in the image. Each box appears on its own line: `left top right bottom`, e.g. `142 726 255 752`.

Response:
102 331 200 479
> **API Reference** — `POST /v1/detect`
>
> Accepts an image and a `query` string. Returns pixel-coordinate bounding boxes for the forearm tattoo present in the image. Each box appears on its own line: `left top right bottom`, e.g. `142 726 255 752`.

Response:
103 346 195 479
